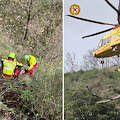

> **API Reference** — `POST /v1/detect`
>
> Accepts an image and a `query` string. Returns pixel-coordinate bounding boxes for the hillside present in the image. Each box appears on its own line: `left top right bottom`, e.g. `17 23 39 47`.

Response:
64 68 120 120
0 0 62 119
0 0 62 64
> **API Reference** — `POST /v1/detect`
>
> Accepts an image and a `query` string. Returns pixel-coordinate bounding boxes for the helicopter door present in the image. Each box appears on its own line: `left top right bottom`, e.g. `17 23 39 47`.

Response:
112 34 117 46
97 37 111 50
107 37 111 44
113 34 116 40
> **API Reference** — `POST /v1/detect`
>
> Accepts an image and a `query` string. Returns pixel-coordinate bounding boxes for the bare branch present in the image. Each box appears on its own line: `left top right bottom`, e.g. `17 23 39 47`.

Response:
24 0 33 40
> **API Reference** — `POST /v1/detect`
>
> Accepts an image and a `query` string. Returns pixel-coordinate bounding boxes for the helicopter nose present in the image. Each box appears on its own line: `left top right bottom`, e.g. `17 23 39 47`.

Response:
93 51 97 57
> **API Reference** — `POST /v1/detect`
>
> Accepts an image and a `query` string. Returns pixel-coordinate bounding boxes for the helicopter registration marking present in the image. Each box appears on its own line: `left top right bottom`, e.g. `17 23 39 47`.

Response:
97 44 110 53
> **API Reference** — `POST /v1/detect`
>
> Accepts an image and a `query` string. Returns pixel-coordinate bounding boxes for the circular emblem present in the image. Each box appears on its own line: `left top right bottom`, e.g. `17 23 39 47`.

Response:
69 4 80 15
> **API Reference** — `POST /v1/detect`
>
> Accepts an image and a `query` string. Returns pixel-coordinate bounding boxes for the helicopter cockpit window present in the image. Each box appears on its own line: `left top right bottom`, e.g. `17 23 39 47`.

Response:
113 35 116 39
102 39 106 46
98 38 108 48
98 40 102 48
107 37 111 43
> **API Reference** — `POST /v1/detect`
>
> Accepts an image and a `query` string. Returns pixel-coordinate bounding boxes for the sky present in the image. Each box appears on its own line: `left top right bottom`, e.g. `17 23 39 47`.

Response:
64 0 119 72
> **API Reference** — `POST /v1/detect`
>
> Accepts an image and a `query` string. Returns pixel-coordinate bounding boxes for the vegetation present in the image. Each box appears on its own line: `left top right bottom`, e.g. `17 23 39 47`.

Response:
0 0 62 119
0 60 62 119
64 68 120 120
0 0 62 63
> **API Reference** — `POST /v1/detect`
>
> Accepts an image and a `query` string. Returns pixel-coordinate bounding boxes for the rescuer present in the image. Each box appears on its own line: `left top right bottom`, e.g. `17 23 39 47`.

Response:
1 52 24 79
24 55 37 75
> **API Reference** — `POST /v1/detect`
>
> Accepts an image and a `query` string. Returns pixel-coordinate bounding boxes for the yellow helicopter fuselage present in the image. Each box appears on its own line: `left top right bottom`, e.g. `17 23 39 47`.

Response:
93 26 120 58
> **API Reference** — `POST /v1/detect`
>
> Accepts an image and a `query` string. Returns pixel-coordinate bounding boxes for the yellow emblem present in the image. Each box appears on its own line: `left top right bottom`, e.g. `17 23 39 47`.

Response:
69 4 80 15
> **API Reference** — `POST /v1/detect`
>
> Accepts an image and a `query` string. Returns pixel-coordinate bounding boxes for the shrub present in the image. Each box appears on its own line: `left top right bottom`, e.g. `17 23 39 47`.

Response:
0 60 62 119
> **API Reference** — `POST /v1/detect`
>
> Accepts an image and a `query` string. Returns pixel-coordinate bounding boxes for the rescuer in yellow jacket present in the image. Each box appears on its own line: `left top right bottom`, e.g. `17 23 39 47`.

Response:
1 52 24 79
118 66 120 72
24 55 37 75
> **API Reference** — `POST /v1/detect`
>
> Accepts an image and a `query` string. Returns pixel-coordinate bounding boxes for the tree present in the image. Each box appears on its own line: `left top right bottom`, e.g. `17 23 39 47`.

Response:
81 49 100 70
81 48 120 70
64 52 79 73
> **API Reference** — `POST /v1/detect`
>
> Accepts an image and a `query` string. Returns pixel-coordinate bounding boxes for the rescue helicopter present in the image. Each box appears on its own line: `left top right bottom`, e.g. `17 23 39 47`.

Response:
67 0 120 63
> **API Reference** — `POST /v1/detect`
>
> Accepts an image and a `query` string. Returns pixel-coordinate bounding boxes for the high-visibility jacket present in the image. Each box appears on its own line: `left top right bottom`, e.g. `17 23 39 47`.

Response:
27 55 36 70
3 59 16 77
118 68 120 72
1 58 24 78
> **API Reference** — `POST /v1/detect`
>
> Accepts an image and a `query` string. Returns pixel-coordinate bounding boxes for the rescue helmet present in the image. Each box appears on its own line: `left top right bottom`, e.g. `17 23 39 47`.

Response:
8 52 16 59
24 55 29 60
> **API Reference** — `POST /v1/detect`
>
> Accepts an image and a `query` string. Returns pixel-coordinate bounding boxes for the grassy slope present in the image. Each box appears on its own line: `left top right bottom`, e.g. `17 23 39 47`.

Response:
0 29 62 119
0 1 63 119
64 68 120 120
65 68 120 97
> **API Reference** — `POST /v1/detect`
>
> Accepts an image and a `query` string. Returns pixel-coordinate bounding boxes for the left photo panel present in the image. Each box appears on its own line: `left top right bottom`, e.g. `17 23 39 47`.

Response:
0 0 63 119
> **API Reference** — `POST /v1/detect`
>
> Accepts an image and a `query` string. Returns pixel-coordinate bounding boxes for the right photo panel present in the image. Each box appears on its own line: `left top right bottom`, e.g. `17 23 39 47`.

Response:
64 0 120 119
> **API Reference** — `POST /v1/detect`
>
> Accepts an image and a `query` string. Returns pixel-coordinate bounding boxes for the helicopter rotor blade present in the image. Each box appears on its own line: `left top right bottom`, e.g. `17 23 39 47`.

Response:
66 15 115 26
118 0 120 24
105 0 120 15
118 0 120 13
82 27 113 39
